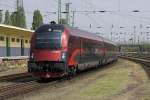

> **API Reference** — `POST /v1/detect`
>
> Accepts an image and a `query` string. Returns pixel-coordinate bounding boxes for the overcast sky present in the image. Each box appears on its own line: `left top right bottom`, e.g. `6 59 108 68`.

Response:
0 0 150 43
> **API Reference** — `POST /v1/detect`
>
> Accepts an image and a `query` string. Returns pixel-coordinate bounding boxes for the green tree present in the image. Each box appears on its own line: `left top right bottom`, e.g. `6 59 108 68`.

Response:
10 0 26 28
143 43 150 52
16 7 26 28
0 11 2 23
32 10 43 30
10 12 17 26
4 10 11 25
59 18 68 25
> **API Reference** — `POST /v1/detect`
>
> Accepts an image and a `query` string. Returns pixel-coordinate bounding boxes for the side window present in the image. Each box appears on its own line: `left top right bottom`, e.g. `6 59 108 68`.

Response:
0 36 5 41
25 40 28 43
16 38 20 43
11 38 15 42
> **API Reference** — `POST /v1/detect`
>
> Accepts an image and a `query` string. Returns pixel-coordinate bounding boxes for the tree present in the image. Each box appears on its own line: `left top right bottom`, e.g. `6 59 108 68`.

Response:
59 18 68 25
10 0 26 28
143 43 150 52
0 11 2 23
4 10 11 25
10 12 17 26
32 10 43 30
16 6 26 28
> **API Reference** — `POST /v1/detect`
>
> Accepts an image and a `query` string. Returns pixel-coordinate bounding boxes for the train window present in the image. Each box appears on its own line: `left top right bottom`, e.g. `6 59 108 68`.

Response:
0 36 5 41
35 32 62 50
16 39 20 42
11 38 15 42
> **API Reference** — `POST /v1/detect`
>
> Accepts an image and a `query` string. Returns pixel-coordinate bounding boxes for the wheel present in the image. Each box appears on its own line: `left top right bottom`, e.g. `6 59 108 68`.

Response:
68 66 77 77
99 60 102 66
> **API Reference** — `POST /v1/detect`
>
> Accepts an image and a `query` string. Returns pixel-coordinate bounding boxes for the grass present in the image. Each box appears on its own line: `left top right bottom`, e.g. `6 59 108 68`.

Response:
77 66 136 99
22 59 150 100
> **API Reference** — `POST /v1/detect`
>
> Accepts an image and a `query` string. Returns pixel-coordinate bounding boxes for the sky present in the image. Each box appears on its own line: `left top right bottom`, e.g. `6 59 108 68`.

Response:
0 0 150 44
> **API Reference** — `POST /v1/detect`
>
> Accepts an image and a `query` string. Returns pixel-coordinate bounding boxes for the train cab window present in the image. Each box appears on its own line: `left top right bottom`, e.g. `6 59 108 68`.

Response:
16 39 20 42
35 24 64 50
36 32 62 50
0 36 5 41
11 38 15 42
35 24 64 33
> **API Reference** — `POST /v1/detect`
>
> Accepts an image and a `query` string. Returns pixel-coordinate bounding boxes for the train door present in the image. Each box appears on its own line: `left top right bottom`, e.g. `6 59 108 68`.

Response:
21 39 24 56
6 37 10 56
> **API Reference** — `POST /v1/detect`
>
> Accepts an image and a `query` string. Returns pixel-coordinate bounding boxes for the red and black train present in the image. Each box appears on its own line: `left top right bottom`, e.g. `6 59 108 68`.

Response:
28 24 118 78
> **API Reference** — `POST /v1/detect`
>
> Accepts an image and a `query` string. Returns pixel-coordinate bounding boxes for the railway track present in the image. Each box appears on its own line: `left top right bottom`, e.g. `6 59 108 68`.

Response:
120 53 150 61
120 54 150 67
0 80 60 100
0 64 114 99
0 72 32 82
120 54 150 80
0 73 37 99
0 60 119 100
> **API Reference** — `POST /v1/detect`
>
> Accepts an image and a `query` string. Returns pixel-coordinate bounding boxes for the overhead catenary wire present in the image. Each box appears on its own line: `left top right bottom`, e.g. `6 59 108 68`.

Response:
108 11 150 25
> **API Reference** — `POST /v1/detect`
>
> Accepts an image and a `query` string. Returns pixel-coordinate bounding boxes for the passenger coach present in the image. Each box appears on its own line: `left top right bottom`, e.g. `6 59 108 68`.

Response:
28 24 118 78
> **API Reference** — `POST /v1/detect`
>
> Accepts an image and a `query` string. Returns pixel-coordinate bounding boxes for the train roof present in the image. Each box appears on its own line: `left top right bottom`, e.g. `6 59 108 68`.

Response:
67 27 117 46
35 24 117 46
68 28 103 41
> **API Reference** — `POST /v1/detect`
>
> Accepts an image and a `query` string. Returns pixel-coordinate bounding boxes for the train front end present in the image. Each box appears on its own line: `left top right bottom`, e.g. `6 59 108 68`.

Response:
28 24 69 78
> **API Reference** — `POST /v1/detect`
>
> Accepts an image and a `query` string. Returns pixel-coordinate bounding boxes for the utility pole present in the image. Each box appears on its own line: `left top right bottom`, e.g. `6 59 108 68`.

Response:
111 24 114 41
20 0 23 8
72 11 75 27
16 0 23 9
118 0 120 12
58 0 61 24
133 25 136 45
140 24 143 44
65 3 71 26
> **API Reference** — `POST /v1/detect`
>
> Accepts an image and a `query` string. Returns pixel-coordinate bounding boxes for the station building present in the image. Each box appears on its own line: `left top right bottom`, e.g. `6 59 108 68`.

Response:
0 24 34 57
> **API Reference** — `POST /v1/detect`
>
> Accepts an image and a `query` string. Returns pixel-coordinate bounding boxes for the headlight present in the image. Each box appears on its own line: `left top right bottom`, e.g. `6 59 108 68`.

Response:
61 52 67 61
30 52 34 61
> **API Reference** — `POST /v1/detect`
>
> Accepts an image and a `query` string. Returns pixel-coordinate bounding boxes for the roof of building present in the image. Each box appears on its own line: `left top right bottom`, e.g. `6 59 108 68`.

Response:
0 24 34 36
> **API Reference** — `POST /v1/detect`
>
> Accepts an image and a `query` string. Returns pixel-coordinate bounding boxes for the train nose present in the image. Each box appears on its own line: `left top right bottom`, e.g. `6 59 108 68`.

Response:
33 50 62 61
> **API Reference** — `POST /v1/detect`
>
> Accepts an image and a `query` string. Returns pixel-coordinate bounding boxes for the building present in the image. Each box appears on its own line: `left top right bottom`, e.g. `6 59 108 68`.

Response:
0 24 34 57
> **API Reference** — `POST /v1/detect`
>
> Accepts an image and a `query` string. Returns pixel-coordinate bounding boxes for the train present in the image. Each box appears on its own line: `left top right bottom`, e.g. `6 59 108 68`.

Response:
28 23 118 78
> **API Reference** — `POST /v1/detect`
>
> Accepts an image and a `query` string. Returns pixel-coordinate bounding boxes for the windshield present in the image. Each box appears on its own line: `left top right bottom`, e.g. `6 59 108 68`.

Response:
35 32 62 50
35 24 64 50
